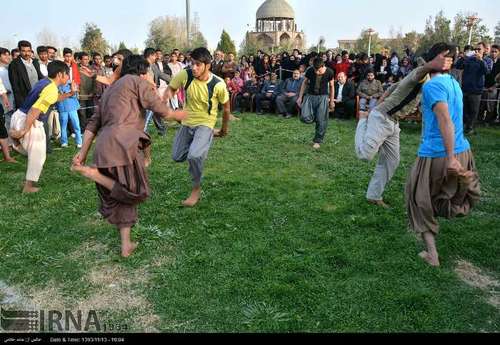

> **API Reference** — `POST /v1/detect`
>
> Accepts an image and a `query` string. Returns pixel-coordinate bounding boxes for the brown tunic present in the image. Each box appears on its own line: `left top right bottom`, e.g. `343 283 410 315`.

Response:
86 74 171 168
85 74 171 228
405 150 481 235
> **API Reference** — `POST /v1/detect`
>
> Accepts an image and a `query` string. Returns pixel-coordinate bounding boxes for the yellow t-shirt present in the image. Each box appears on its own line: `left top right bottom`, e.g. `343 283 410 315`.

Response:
32 80 59 114
170 70 229 129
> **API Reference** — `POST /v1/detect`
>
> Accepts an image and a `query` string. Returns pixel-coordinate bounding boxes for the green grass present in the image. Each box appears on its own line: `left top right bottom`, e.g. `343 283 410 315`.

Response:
0 114 499 333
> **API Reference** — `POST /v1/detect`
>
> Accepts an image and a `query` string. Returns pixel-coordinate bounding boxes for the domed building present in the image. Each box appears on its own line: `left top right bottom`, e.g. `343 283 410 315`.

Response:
247 0 305 52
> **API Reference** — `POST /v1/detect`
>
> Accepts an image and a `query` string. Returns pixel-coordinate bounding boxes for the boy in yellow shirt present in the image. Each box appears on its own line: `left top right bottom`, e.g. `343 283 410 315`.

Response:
10 61 72 193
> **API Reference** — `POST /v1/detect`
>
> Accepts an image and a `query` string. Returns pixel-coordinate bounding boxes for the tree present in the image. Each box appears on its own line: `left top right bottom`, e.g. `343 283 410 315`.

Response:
451 12 491 49
118 42 127 50
402 31 423 54
417 11 452 55
36 28 59 49
81 23 109 54
239 34 266 56
216 30 236 55
495 21 500 45
355 29 382 54
145 15 207 53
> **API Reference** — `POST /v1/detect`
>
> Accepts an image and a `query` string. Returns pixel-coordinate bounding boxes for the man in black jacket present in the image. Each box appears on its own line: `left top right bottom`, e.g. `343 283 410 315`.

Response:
332 72 356 119
8 40 44 109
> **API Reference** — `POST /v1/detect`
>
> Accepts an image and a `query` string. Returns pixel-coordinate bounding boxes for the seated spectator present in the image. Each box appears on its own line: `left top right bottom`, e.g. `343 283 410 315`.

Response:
332 72 356 119
390 52 400 76
398 57 413 79
376 58 390 83
269 55 280 74
357 70 384 113
256 73 280 115
382 75 396 92
276 69 303 119
235 76 260 113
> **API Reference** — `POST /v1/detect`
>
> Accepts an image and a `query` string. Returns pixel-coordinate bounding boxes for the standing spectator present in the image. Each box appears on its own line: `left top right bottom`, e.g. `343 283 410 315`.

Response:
222 52 238 79
57 48 82 148
456 43 489 134
297 57 335 150
357 70 384 113
276 69 303 118
47 46 57 62
92 53 107 103
0 76 16 162
269 55 280 75
103 55 114 77
11 49 20 60
334 51 351 80
37 46 49 77
168 52 185 109
178 53 187 68
211 50 225 78
332 72 356 119
483 44 499 125
8 40 44 109
0 48 14 133
78 52 96 133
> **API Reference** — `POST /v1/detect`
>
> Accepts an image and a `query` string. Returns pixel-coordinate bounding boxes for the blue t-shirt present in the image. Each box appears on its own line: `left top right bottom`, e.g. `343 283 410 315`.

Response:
418 74 470 158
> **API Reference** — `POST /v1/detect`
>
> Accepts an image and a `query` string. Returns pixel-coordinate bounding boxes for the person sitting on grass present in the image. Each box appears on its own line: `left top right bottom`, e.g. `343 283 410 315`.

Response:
71 55 187 258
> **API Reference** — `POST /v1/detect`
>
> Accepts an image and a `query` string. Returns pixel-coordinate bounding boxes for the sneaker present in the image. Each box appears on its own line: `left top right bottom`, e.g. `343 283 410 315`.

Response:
77 144 82 149
285 114 293 119
313 143 321 150
61 144 68 148
71 133 76 139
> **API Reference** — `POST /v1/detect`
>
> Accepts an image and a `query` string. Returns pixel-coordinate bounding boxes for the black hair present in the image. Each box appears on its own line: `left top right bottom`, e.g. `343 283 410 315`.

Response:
11 48 19 55
63 48 73 56
0 47 9 56
18 40 32 50
36 46 48 55
312 57 325 70
80 52 89 58
425 42 457 62
143 48 156 59
366 68 375 75
104 55 111 60
190 47 212 65
92 52 102 59
47 46 57 52
464 45 474 52
492 44 499 50
341 50 349 56
155 49 163 53
47 60 70 78
115 49 133 60
120 55 150 78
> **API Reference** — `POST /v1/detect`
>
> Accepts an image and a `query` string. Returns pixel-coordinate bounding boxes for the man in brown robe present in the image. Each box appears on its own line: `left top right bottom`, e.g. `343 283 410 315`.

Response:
71 55 187 258
405 43 481 267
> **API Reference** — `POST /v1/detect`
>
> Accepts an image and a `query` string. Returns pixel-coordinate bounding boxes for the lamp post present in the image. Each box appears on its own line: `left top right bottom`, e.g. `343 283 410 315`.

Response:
367 28 375 57
466 15 479 46
186 0 191 47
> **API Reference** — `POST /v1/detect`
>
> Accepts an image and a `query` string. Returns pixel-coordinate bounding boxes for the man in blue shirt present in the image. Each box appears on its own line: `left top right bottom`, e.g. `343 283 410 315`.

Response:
406 43 481 268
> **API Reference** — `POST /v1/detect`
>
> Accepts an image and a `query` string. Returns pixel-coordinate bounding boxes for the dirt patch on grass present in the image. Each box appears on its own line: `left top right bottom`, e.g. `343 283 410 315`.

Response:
455 260 500 310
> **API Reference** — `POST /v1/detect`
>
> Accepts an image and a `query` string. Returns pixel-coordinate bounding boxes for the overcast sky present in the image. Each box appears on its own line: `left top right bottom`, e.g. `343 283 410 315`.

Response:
0 0 497 51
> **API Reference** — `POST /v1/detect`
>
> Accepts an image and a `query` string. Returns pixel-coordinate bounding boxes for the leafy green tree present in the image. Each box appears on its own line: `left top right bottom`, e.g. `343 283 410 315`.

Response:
81 23 109 54
216 30 237 55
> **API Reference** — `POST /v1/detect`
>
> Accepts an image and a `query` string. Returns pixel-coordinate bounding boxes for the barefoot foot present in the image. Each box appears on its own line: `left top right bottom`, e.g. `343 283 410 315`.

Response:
121 242 138 258
182 188 201 207
368 199 390 209
22 185 40 194
418 251 440 267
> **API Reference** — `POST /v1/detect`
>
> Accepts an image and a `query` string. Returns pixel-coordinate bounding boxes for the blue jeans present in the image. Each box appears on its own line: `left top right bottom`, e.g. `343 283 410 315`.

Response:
59 111 82 145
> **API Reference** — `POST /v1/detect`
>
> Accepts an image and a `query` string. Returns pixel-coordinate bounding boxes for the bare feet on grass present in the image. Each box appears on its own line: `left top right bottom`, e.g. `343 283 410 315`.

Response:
182 187 201 207
418 251 440 267
3 157 17 163
368 199 390 209
121 242 138 258
22 184 40 194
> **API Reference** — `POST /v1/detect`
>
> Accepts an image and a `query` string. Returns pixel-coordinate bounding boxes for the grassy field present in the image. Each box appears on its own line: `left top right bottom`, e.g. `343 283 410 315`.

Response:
0 114 499 333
